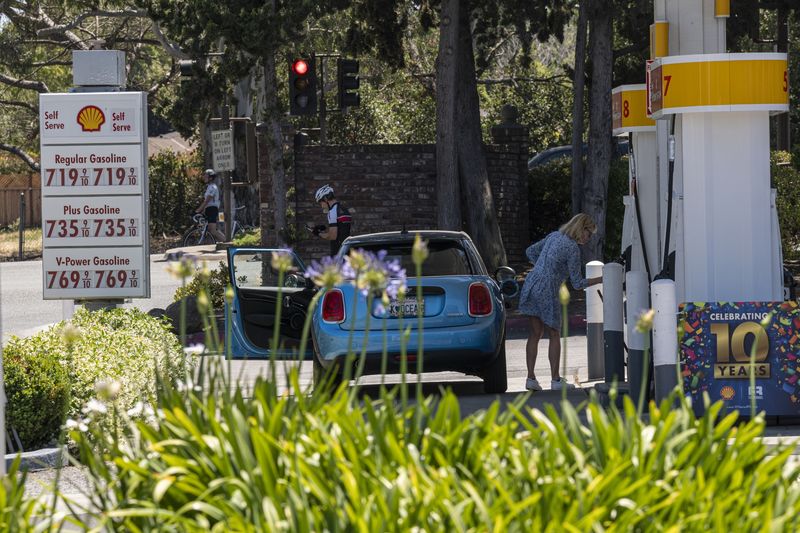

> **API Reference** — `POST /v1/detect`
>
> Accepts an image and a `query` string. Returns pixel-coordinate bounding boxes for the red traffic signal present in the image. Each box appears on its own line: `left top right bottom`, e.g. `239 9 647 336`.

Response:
292 59 309 76
289 57 317 116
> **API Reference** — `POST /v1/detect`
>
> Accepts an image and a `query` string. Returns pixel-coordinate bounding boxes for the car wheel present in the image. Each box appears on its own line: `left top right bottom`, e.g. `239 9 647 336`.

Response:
482 336 508 394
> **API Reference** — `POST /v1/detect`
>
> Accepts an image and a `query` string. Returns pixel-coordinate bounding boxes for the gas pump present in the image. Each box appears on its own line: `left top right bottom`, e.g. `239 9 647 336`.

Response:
640 0 798 415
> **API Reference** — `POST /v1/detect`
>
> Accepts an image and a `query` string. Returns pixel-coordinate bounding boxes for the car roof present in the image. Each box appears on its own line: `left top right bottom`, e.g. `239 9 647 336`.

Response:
342 230 471 246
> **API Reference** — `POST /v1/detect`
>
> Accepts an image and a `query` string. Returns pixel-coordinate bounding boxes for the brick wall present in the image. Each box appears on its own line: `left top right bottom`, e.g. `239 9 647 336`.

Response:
258 123 530 270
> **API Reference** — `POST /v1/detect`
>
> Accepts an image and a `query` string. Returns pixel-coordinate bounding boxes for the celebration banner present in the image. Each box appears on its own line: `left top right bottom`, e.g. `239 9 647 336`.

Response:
680 301 800 416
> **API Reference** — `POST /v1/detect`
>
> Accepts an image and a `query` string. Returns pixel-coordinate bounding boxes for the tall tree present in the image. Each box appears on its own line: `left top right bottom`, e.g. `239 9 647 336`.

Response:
583 0 613 261
0 2 178 171
350 0 571 270
570 1 588 216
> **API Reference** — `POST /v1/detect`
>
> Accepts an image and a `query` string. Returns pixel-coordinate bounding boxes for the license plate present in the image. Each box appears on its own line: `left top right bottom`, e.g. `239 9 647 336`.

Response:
388 298 424 317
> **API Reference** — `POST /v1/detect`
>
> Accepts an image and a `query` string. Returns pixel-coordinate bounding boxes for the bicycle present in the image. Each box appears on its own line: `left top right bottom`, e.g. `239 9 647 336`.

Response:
182 206 255 247
182 213 217 247
219 205 255 240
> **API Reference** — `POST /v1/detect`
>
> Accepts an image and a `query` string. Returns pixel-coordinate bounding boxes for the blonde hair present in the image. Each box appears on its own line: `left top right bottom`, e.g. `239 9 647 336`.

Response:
560 213 597 241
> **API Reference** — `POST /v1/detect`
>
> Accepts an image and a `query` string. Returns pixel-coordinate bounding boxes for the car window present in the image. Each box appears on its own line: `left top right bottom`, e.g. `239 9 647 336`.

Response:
231 250 306 288
342 239 473 276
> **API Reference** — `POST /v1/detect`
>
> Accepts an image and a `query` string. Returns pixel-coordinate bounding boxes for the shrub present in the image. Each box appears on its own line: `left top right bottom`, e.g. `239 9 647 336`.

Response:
4 334 71 448
4 308 189 449
148 149 206 235
529 157 628 261
773 151 800 260
68 367 800 530
173 261 231 311
232 228 261 247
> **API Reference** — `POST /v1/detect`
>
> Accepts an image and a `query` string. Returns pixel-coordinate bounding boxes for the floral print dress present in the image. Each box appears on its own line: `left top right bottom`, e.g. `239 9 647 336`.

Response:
518 231 588 330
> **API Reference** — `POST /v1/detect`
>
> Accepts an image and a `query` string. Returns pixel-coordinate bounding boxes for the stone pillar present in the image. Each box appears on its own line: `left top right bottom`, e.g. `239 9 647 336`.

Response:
489 105 530 269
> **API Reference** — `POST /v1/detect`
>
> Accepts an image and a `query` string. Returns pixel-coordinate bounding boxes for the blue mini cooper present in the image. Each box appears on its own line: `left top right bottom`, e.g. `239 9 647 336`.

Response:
225 231 518 393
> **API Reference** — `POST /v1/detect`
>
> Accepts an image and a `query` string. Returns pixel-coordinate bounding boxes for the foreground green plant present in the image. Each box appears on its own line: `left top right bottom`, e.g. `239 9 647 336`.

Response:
62 354 800 532
53 241 800 531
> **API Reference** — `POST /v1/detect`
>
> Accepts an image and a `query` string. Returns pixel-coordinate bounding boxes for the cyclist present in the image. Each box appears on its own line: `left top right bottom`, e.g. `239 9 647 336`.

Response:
195 169 225 243
313 184 352 255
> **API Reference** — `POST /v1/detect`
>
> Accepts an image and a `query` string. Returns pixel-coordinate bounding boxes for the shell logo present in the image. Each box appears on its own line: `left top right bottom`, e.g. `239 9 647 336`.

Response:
76 105 105 132
720 386 735 401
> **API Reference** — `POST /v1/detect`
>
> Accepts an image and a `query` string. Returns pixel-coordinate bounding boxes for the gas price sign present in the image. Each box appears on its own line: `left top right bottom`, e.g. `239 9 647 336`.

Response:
41 145 142 196
39 91 150 300
42 197 143 247
43 248 145 298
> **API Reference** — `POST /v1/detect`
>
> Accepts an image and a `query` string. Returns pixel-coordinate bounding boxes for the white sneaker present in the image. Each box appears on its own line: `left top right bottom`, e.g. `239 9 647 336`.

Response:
551 377 575 391
525 378 542 392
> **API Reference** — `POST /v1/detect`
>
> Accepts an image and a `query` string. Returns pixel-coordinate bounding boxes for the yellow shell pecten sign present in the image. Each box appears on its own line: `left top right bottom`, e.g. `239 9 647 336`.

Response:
648 53 788 119
76 105 106 132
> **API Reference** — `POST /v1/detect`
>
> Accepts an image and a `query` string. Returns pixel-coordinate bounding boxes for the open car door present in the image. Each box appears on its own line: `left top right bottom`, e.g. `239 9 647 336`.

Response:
226 248 316 359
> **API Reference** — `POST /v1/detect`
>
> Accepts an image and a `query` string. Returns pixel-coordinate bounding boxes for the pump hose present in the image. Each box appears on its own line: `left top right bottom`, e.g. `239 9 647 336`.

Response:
629 133 653 283
658 116 677 279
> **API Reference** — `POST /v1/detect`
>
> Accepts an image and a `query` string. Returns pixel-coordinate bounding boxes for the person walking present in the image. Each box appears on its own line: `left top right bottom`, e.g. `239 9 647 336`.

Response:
313 184 352 255
195 169 226 242
519 213 603 391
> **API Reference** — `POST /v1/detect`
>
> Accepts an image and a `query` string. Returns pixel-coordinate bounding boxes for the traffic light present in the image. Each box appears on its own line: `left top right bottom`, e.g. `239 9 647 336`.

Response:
289 58 317 115
337 58 360 109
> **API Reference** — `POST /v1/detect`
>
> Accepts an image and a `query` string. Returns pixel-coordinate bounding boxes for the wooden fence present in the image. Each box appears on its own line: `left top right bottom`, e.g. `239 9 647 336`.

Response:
1 188 41 228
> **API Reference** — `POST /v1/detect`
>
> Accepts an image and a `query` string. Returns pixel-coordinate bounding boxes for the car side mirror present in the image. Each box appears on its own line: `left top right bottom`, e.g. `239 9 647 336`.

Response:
284 273 306 288
494 265 516 283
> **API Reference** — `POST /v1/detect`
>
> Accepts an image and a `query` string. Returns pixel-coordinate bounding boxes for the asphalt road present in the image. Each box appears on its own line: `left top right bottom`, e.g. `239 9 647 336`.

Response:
0 254 182 342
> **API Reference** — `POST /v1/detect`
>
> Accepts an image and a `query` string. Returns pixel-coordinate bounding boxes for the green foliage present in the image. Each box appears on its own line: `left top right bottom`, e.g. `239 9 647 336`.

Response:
174 261 231 310
149 149 206 235
529 157 628 261
0 458 42 529
67 360 800 530
232 228 261 247
773 151 800 260
4 335 71 449
4 308 188 449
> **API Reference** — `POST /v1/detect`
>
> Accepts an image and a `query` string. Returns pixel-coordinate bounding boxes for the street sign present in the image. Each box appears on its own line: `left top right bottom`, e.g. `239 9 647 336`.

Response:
211 129 235 171
39 91 150 300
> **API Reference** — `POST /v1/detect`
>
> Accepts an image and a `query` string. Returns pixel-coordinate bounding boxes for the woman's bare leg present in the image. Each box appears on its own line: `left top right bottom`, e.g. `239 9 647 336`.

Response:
526 317 545 379
547 326 561 381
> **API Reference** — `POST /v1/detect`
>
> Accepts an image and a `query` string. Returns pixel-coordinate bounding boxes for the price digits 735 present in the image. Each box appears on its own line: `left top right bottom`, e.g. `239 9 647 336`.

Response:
46 269 140 289
45 218 139 238
44 167 137 187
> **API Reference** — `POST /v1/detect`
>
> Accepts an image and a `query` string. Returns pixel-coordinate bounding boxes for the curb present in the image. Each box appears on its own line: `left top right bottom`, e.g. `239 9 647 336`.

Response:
6 447 65 472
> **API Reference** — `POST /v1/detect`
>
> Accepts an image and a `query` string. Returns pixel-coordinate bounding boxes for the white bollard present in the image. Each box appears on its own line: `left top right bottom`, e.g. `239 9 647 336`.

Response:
586 261 605 380
602 263 625 384
652 278 678 403
626 271 650 407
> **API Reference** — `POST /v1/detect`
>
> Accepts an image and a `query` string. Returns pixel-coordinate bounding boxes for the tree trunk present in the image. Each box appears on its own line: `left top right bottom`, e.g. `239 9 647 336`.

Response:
453 3 507 271
571 1 588 216
262 51 287 247
583 0 613 261
435 0 461 230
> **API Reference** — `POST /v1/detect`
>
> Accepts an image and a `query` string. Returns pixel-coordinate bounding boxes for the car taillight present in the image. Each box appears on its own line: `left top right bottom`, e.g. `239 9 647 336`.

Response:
322 289 345 323
469 283 492 316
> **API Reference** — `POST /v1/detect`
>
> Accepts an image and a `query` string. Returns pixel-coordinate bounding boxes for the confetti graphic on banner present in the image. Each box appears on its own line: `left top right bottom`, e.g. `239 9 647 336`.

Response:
679 301 800 414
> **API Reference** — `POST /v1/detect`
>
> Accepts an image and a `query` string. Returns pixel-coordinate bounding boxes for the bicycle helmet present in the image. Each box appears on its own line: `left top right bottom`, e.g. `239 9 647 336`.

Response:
204 168 216 177
314 184 334 203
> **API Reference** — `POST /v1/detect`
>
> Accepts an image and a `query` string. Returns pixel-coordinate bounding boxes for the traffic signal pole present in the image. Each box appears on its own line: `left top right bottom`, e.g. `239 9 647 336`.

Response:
318 54 327 144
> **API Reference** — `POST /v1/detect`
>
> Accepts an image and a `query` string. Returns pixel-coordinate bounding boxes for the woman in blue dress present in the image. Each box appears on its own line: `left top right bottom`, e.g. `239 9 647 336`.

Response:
519 213 603 391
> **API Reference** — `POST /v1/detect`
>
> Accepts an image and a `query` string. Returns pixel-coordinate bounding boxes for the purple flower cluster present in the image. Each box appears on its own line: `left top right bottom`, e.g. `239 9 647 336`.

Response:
305 250 407 299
